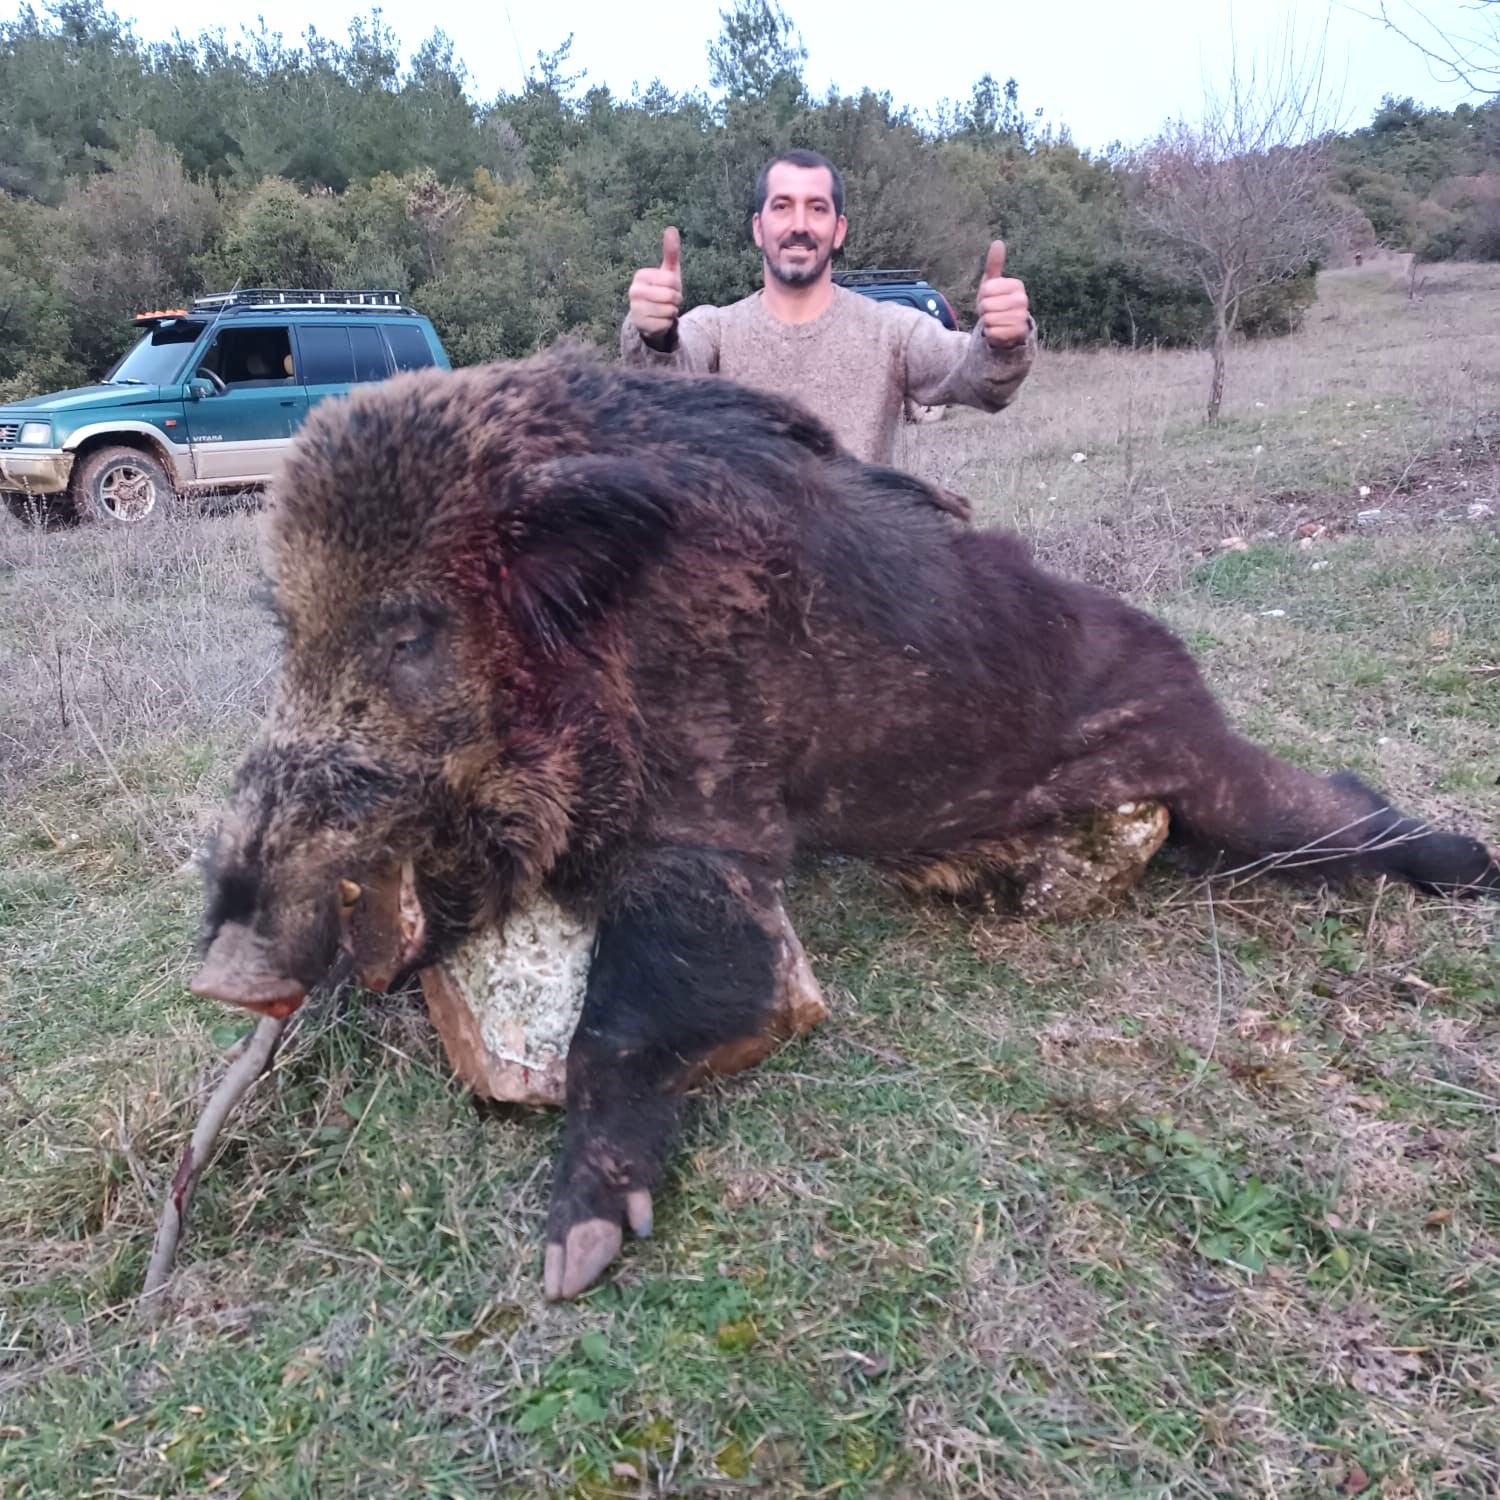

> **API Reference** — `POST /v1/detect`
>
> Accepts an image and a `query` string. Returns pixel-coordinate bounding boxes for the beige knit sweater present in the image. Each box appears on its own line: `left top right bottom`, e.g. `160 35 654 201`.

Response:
619 285 1035 466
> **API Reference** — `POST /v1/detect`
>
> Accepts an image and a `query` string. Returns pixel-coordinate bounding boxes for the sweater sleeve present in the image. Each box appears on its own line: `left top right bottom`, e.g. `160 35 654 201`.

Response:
618 304 723 372
898 306 1037 412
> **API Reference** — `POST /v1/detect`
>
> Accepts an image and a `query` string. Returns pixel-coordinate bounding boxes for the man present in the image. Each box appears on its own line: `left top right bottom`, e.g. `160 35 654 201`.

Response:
620 148 1036 468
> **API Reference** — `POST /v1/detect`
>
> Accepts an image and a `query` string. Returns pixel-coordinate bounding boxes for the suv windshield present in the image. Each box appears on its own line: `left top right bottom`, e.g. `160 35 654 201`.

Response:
107 320 208 386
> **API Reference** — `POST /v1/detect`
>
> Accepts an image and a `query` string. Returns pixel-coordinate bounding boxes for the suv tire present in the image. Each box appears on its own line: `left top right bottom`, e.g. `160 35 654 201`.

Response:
72 445 175 525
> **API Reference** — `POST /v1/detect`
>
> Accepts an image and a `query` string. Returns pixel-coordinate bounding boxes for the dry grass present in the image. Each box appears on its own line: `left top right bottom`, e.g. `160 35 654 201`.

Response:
1 262 1497 1497
900 259 1500 594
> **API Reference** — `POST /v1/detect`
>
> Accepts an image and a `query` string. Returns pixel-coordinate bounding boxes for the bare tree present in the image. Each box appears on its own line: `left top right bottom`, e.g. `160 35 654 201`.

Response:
406 168 469 278
1360 1 1499 96
1130 30 1346 423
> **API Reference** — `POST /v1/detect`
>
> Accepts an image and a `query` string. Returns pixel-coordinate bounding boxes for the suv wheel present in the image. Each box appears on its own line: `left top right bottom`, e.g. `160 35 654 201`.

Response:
73 445 175 524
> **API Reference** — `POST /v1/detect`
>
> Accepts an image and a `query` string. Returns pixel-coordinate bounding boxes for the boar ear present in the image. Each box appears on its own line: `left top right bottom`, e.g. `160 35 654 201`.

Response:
504 455 677 653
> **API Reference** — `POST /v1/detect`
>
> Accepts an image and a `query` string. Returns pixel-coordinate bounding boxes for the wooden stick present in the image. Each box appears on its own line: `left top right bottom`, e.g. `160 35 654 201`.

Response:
140 1014 288 1309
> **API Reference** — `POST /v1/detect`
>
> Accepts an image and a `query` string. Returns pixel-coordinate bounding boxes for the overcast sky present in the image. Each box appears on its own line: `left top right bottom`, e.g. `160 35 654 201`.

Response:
12 0 1490 150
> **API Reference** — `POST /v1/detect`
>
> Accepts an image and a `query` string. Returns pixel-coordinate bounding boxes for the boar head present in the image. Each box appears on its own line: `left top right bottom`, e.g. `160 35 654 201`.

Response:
192 360 673 1016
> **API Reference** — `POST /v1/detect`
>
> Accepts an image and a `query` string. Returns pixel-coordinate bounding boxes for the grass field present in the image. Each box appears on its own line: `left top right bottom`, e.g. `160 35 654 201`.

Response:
2 261 1497 1498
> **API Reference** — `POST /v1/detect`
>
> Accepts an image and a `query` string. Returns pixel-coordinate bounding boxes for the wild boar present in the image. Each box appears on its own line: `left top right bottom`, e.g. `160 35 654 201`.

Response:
192 350 1498 1300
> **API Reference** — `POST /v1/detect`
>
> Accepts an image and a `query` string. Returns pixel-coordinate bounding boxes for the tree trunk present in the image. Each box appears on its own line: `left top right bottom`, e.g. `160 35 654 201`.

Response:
1207 314 1228 425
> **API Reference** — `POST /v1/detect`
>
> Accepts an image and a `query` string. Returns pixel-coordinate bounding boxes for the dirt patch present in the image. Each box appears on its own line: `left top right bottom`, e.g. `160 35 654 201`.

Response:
1030 430 1499 599
1261 429 1500 538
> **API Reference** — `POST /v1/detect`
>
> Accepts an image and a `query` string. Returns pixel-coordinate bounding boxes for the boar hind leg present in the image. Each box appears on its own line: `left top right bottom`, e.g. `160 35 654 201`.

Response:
543 847 783 1301
1167 738 1500 896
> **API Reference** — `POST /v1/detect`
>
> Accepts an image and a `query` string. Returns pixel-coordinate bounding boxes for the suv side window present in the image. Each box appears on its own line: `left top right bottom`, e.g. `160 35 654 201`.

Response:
349 325 391 382
385 323 436 373
298 326 356 386
198 325 295 387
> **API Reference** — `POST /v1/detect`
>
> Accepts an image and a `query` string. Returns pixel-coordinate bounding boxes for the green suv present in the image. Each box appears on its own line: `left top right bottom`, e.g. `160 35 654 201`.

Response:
0 289 450 524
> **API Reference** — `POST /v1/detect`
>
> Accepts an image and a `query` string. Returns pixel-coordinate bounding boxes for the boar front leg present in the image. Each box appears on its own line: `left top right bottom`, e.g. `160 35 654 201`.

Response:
543 846 783 1301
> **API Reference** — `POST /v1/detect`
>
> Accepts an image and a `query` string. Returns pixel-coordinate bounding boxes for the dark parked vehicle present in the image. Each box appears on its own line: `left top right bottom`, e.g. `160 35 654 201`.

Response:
835 267 961 329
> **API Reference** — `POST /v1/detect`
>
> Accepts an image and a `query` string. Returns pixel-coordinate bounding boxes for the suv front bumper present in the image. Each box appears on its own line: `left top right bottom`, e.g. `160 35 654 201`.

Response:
0 449 74 495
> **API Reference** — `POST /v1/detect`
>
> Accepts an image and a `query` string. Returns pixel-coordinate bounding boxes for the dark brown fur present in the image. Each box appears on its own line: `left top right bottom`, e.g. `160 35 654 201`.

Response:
196 349 1499 1298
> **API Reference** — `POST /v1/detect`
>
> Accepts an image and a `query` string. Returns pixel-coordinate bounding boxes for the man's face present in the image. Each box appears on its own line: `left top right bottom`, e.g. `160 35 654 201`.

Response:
752 163 849 288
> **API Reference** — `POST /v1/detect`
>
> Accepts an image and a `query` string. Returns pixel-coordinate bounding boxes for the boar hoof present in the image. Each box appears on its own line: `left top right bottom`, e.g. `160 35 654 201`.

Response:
543 1188 653 1300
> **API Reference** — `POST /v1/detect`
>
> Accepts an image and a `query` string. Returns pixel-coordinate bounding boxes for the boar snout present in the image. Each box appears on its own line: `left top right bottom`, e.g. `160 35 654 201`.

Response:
192 828 346 1017
192 865 344 1015
190 918 311 1018
192 732 428 1013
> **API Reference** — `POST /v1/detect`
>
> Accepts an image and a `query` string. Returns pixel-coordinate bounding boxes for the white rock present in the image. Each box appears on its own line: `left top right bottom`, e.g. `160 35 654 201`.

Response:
447 897 595 1075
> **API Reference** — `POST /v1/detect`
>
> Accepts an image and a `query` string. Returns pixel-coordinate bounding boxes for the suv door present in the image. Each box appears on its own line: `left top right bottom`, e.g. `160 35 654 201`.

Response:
182 322 307 482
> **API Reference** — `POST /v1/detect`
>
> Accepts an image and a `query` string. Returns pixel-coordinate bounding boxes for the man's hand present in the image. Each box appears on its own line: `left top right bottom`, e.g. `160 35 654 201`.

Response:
628 227 683 340
976 239 1030 350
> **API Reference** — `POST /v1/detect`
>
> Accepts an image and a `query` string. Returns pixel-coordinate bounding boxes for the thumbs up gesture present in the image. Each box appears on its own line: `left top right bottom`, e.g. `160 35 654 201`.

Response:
628 227 684 340
976 240 1030 349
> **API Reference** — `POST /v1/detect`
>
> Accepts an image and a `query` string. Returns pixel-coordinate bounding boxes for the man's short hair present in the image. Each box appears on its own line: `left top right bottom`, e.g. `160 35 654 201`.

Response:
754 150 845 218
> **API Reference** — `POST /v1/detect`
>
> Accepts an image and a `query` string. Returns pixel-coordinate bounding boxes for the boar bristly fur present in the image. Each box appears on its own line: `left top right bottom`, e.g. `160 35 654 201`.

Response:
196 349 1499 1298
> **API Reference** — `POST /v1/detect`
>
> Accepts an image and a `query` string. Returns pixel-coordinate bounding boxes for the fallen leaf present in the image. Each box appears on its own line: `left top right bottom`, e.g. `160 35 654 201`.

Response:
1341 1460 1371 1495
280 1353 321 1387
1398 972 1442 994
1423 1209 1452 1227
724 1172 772 1207
1350 1093 1385 1114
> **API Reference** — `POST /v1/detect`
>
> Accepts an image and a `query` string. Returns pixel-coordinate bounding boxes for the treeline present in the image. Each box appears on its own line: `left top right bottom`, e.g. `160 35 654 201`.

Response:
2 0 1497 400
1333 94 1500 260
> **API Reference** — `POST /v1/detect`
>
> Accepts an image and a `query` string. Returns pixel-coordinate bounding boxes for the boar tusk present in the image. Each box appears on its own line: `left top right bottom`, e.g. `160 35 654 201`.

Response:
339 879 363 908
397 861 426 963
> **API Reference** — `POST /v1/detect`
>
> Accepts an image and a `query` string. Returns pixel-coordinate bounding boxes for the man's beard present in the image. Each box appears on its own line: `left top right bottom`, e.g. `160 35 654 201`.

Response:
765 238 832 287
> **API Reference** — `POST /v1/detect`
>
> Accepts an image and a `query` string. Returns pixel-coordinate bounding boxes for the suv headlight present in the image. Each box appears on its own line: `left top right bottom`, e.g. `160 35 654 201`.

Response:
18 421 52 446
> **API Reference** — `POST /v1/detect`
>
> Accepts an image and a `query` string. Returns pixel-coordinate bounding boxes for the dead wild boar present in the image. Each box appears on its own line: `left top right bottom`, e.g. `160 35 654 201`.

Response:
193 350 1499 1300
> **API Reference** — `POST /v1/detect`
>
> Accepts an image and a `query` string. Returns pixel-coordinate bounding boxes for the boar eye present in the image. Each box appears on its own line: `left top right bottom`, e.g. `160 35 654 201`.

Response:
371 599 447 678
391 630 434 660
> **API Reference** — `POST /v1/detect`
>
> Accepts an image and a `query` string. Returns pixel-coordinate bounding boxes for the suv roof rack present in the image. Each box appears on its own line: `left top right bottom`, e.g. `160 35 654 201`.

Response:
833 268 927 287
190 288 408 314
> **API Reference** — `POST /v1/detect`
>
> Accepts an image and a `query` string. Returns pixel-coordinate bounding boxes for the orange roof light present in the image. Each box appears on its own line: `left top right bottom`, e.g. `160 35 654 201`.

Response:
132 308 190 323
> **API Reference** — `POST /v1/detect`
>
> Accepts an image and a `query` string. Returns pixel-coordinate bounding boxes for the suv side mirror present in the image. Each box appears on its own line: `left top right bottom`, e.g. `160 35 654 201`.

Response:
186 377 216 401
